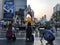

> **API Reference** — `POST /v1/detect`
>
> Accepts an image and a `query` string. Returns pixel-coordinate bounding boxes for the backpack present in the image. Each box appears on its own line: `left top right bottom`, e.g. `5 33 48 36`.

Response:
43 29 55 41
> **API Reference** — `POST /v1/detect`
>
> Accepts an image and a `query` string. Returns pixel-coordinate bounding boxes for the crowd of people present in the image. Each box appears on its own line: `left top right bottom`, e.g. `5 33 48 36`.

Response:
4 21 55 45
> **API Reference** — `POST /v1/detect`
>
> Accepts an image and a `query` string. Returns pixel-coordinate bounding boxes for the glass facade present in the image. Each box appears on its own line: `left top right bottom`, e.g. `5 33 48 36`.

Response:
14 0 27 23
14 0 27 11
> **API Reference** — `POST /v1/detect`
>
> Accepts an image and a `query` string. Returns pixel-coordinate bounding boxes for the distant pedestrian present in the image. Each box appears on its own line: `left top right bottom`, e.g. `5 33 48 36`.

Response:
12 26 16 34
35 27 39 37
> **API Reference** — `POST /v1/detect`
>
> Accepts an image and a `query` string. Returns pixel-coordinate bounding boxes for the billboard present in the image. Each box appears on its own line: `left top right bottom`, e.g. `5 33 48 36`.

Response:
3 0 14 18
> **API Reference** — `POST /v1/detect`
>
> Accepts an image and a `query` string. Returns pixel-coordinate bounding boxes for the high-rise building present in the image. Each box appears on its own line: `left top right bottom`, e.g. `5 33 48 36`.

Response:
0 0 3 20
53 4 60 13
14 0 27 24
51 4 60 26
40 15 47 25
24 5 34 21
14 0 27 11
34 18 38 23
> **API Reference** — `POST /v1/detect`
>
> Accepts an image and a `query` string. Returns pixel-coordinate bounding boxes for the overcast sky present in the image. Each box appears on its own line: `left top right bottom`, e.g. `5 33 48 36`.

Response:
27 0 60 20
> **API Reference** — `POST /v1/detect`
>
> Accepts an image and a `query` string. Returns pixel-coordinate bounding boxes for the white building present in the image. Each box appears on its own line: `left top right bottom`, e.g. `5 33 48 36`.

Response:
53 4 60 13
40 15 47 25
24 5 34 21
14 0 27 11
34 18 39 23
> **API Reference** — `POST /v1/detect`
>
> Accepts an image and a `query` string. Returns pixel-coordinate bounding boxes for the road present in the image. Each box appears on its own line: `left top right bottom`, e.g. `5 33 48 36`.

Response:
0 30 60 45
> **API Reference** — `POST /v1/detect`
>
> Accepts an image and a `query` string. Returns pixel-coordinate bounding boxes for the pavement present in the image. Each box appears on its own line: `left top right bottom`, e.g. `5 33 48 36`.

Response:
0 30 60 45
0 37 60 45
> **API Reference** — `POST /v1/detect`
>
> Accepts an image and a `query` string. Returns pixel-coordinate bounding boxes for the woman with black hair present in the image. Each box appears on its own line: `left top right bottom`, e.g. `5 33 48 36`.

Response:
26 22 34 42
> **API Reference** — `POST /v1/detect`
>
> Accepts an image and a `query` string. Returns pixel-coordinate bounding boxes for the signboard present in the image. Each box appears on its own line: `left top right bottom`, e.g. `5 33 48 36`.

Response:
3 0 14 19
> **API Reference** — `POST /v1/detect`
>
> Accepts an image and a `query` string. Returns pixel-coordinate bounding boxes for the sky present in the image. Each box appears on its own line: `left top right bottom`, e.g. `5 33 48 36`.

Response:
27 0 60 20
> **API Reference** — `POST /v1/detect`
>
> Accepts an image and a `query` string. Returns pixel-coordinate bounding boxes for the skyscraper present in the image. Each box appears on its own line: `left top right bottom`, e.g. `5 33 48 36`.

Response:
51 4 60 25
53 4 60 13
0 0 3 19
24 5 34 22
14 0 27 24
14 0 27 11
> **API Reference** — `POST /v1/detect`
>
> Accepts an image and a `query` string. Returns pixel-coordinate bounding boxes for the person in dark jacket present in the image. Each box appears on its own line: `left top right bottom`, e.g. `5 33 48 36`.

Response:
26 22 32 41
6 23 12 40
43 25 55 45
